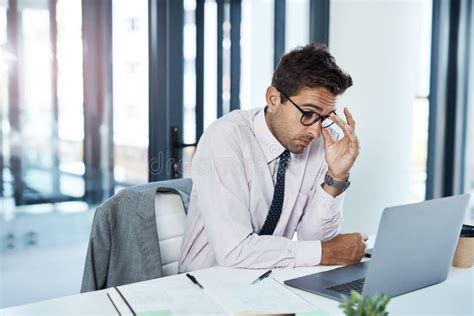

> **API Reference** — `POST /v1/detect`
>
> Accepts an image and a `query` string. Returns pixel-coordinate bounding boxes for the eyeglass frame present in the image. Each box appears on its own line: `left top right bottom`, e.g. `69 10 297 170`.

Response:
278 90 336 128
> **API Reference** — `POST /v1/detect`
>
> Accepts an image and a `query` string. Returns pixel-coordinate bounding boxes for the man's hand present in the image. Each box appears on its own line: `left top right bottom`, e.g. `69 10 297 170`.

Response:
320 233 367 265
321 107 360 182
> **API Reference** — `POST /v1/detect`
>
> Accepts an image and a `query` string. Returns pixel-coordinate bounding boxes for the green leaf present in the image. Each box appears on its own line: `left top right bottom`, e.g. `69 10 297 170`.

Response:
339 292 391 316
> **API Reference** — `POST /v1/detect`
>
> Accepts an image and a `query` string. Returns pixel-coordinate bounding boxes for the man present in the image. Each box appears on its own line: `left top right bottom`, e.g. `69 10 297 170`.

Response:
178 43 366 273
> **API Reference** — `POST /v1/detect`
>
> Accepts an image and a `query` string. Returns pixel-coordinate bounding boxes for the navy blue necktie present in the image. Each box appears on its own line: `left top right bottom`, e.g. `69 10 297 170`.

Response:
260 150 290 235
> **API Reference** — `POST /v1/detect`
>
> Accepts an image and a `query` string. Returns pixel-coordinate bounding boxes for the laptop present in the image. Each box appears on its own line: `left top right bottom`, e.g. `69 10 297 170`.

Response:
284 194 471 301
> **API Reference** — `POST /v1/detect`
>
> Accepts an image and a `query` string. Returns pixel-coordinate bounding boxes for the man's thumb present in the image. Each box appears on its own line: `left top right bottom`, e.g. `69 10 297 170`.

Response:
321 128 333 146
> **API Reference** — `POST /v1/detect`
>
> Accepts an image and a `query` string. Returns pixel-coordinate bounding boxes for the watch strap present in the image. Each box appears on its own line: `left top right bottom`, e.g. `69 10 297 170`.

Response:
324 172 351 191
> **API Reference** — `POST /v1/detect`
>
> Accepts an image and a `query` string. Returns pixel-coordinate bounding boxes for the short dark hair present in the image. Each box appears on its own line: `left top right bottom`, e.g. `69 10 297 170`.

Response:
271 43 353 101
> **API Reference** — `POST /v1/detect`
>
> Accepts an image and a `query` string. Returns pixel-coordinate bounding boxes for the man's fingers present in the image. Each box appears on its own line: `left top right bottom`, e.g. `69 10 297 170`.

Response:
330 112 355 139
343 107 356 131
330 112 359 147
321 127 334 146
330 112 346 130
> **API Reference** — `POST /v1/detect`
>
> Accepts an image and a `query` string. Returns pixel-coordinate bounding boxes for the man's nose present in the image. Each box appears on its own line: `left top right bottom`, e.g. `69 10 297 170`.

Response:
306 121 321 137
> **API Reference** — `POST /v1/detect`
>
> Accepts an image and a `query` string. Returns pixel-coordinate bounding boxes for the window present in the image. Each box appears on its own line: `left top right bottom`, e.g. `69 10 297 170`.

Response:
57 0 85 198
285 0 310 50
112 0 148 186
240 0 274 110
409 0 432 202
0 4 8 199
183 0 197 145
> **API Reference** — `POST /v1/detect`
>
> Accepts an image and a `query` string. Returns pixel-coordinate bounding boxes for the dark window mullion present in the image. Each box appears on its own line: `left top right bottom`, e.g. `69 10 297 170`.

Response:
149 0 169 182
169 0 184 179
82 0 114 202
427 0 472 198
309 0 329 45
169 1 184 137
444 0 461 195
196 0 204 139
217 0 224 118
274 0 285 69
148 0 184 181
229 0 241 111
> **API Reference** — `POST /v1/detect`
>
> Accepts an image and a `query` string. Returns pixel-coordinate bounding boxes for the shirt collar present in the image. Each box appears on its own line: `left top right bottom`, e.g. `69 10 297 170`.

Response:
254 107 286 163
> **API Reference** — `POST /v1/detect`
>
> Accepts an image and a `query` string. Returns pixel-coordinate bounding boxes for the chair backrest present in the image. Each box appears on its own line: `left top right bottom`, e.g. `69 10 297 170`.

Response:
154 191 187 276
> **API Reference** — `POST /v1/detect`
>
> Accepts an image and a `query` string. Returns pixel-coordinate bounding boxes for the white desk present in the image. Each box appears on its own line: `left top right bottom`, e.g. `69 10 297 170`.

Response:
2 264 472 315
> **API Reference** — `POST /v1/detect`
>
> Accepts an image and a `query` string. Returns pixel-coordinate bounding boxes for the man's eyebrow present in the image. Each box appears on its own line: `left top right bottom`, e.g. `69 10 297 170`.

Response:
301 103 324 112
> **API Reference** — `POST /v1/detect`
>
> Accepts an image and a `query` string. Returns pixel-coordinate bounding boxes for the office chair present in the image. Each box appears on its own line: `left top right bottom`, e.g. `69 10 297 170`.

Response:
155 190 188 276
81 177 192 292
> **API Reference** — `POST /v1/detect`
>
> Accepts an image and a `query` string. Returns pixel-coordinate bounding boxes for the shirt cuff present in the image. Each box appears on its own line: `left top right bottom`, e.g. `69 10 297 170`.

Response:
295 240 322 266
314 183 345 220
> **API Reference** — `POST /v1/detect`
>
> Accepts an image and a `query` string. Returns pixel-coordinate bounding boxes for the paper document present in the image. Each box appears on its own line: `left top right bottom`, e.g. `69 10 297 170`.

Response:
204 277 318 314
111 275 227 315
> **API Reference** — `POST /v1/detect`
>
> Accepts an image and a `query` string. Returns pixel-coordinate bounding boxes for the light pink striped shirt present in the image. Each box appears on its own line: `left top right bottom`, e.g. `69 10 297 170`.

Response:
178 107 344 272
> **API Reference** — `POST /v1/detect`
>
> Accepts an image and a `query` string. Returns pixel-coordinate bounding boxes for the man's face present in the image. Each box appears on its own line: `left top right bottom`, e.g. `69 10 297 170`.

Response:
265 86 337 154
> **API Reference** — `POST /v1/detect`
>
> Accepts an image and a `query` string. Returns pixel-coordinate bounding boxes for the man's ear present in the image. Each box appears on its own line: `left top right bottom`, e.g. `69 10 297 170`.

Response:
265 86 281 113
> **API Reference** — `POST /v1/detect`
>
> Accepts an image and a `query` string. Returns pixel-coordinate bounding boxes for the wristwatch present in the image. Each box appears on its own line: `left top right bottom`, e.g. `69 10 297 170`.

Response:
324 171 351 192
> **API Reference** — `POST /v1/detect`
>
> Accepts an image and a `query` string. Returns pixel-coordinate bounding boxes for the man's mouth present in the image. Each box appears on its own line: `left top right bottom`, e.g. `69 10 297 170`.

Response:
298 138 312 146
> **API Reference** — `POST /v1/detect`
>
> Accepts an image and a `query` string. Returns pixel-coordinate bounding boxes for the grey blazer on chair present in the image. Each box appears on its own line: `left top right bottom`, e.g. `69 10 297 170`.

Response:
80 178 192 293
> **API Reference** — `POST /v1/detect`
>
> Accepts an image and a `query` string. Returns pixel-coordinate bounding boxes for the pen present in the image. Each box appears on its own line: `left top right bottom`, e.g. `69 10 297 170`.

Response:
251 269 272 285
186 273 204 289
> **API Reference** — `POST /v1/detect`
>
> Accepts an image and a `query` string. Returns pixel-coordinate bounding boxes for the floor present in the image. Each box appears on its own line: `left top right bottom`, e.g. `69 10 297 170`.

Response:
0 242 89 308
0 200 95 309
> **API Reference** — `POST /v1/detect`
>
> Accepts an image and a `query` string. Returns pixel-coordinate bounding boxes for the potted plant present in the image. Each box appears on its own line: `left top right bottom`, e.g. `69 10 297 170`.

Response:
339 291 391 316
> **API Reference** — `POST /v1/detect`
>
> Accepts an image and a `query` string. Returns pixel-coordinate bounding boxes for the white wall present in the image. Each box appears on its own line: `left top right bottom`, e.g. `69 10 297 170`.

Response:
329 0 430 234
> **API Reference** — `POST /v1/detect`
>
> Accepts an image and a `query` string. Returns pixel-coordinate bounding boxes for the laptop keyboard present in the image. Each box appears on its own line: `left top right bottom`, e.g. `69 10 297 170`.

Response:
326 278 365 296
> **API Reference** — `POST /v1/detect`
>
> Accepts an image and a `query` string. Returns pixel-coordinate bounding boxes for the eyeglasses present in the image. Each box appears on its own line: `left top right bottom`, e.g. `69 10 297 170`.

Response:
279 90 336 128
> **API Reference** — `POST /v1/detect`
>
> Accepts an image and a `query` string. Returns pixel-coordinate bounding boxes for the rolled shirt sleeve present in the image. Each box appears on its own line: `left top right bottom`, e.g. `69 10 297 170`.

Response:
297 163 345 243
